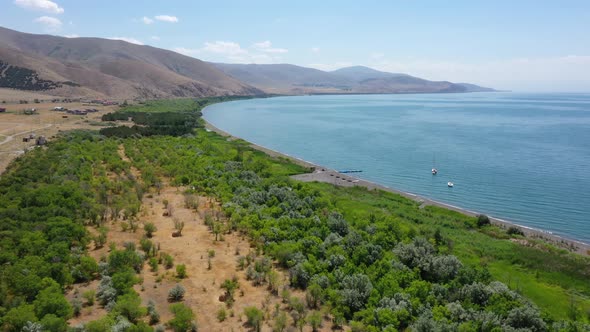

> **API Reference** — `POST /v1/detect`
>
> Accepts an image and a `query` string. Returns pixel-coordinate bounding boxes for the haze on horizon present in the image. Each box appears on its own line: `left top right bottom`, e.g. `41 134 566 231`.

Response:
2 0 589 92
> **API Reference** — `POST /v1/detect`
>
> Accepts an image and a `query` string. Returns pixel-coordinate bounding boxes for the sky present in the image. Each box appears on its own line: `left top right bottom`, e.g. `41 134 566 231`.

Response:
1 0 590 92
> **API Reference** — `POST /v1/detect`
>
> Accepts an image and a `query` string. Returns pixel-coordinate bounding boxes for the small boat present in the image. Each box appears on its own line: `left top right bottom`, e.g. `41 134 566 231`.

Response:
447 182 454 187
432 168 438 175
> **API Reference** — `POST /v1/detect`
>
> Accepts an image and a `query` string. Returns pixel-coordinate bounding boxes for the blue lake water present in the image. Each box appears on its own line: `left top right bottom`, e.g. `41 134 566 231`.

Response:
203 93 590 243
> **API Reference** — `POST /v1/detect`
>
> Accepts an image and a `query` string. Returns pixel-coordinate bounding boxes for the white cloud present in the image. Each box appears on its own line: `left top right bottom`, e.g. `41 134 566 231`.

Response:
14 0 63 14
142 16 154 24
176 40 287 64
108 37 144 45
203 41 247 56
151 36 160 41
370 52 385 60
33 16 62 32
311 47 320 53
252 40 288 54
155 15 179 23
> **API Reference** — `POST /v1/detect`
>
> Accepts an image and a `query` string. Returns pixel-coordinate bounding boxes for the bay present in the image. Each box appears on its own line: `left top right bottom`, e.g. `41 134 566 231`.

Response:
203 93 590 243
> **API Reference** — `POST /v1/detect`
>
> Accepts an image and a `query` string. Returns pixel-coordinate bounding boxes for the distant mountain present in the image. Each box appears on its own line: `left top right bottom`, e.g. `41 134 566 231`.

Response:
213 63 495 94
455 83 497 92
0 26 495 99
330 65 408 81
0 26 262 99
211 63 352 94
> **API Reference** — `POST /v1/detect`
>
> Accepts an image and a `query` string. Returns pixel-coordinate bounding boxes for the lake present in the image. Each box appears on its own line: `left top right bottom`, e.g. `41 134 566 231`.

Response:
203 93 590 243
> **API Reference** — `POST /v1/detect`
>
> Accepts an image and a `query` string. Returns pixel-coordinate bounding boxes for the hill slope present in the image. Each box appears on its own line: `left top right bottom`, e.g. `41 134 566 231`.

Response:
213 63 495 94
0 26 262 99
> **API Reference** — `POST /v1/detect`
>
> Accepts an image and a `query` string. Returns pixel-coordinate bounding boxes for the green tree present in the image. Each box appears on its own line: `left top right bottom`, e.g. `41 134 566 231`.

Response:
112 269 140 294
33 278 73 319
306 283 324 309
72 256 99 282
113 293 147 323
2 304 38 332
168 303 195 332
40 314 68 332
85 316 115 332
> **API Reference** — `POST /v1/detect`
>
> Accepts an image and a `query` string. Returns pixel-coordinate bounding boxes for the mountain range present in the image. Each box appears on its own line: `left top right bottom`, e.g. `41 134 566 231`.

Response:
212 63 495 94
0 26 494 99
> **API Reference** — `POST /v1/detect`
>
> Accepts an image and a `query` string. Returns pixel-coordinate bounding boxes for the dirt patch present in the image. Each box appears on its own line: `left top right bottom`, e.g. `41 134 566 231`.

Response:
0 101 118 173
73 146 337 331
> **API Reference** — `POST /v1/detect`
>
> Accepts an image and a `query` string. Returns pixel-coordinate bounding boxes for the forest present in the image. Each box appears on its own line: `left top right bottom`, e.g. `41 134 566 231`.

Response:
0 61 70 91
0 98 588 331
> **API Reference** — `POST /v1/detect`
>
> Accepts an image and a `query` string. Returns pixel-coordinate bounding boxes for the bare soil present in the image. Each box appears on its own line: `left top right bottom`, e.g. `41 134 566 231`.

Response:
0 101 118 173
69 145 338 331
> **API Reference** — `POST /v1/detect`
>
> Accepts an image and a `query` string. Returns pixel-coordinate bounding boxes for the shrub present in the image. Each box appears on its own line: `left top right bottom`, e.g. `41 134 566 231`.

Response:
140 238 154 255
273 311 287 332
428 255 463 282
221 278 239 307
173 218 184 236
307 310 322 331
72 298 82 317
244 306 264 332
507 226 525 236
340 274 373 313
144 223 157 238
82 290 96 306
176 264 187 279
184 194 199 210
161 253 174 269
168 284 186 302
217 307 227 322
327 212 349 236
149 257 159 272
477 214 491 227
96 276 117 308
505 305 546 331
148 300 160 325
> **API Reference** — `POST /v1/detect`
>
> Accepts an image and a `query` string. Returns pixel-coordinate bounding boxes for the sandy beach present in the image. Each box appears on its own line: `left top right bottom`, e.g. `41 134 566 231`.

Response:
204 120 590 256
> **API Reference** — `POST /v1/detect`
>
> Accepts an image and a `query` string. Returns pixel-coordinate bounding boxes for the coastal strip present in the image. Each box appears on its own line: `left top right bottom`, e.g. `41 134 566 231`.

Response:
203 118 590 256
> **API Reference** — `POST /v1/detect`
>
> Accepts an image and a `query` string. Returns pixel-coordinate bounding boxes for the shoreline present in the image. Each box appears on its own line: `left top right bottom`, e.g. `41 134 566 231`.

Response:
202 117 590 256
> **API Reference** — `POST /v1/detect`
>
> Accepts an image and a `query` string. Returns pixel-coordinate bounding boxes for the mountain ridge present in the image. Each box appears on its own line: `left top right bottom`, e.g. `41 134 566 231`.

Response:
0 26 495 98
0 26 263 99
213 62 496 94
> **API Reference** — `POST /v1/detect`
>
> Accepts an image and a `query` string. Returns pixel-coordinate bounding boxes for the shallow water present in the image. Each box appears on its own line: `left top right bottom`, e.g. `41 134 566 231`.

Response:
203 93 590 243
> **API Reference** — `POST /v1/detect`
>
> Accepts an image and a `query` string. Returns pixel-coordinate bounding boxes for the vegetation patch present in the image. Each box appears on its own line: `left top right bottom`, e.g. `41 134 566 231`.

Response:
0 97 588 332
